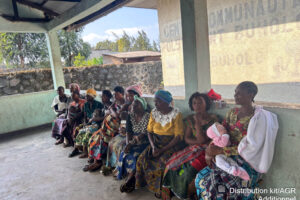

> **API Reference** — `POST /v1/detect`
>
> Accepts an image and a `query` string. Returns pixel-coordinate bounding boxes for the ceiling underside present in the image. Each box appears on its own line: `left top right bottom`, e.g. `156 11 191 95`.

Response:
0 0 157 32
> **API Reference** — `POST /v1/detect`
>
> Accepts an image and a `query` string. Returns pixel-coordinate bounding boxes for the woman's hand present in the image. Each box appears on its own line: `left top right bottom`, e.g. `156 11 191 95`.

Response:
133 135 140 144
206 143 224 157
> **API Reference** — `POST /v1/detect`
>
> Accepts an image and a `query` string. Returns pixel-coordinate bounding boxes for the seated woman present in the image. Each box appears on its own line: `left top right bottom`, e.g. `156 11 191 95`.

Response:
61 91 86 147
69 88 103 158
117 96 150 192
104 85 144 173
195 81 278 199
162 92 218 200
83 86 126 172
134 90 184 198
51 86 71 145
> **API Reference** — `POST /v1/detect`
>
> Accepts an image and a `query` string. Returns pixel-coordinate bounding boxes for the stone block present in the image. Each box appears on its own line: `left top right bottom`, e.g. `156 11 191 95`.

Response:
9 78 20 87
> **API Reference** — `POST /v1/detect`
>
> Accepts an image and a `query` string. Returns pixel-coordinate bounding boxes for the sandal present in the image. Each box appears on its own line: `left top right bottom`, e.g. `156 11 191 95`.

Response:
82 165 90 172
101 166 112 176
79 153 88 159
55 139 63 145
63 143 72 148
154 193 161 199
68 149 80 158
120 183 135 193
88 162 102 172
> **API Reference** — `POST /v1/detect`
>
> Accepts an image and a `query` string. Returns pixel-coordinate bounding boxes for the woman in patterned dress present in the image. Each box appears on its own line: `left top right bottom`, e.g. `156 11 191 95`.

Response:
134 90 184 198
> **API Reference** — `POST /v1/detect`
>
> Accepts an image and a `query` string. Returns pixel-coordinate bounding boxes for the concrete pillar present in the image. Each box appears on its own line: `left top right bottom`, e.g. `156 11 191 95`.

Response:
46 31 65 89
157 0 211 99
194 0 211 92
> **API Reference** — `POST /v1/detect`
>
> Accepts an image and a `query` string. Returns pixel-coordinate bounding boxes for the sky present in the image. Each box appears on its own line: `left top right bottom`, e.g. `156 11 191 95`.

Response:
81 7 159 47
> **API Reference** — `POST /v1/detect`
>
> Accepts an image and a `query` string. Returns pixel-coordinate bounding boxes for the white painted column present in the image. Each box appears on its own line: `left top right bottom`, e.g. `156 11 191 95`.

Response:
194 0 211 92
157 0 211 99
46 31 65 89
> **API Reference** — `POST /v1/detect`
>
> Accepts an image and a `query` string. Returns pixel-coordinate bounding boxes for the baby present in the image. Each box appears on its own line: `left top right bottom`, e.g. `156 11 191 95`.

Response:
206 122 250 180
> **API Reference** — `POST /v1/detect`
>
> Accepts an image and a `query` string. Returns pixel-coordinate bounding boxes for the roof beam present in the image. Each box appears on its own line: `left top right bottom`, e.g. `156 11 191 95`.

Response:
12 0 19 19
46 0 117 31
0 17 47 33
66 0 131 30
49 0 81 2
1 14 51 22
16 0 59 17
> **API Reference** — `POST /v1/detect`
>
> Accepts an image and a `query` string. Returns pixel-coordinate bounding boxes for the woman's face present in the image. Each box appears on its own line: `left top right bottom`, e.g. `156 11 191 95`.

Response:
72 93 79 102
102 94 109 104
132 100 143 113
57 88 64 97
126 91 135 103
154 97 168 112
86 95 94 102
70 85 75 93
192 96 206 113
234 86 253 105
114 91 123 101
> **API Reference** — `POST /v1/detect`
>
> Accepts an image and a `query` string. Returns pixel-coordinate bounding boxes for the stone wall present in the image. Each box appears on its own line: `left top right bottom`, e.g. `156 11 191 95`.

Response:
0 61 163 96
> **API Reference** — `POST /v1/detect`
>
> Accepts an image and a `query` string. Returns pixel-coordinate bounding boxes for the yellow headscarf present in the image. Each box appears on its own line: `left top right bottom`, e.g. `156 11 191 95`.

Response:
86 88 97 98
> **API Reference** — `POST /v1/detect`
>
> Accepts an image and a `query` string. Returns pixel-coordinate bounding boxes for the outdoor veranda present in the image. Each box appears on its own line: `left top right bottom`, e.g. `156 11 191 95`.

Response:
0 0 300 200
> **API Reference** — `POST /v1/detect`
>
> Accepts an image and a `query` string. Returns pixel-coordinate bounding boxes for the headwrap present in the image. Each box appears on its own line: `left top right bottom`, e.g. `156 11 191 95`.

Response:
86 88 97 98
134 95 147 110
126 84 143 97
155 90 173 104
69 83 80 93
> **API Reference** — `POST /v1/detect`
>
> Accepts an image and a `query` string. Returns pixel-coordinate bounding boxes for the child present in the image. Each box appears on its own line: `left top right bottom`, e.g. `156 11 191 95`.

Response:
206 122 250 180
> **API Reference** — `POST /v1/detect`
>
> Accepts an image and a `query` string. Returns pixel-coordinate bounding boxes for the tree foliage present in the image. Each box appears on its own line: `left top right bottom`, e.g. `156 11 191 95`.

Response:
58 28 91 67
95 30 160 52
74 53 103 67
0 28 91 68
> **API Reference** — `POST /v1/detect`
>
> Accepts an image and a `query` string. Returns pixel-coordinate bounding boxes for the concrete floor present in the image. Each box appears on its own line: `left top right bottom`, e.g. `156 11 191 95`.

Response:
0 126 156 200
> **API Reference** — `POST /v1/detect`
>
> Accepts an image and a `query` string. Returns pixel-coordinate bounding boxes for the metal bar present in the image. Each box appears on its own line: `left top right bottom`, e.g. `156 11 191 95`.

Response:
16 0 59 17
12 0 19 19
1 14 51 22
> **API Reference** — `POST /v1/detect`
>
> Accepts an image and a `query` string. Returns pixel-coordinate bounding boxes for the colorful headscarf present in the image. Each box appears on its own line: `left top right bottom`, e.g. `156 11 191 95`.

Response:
69 83 80 93
134 95 147 110
155 90 173 104
126 84 143 97
86 88 97 98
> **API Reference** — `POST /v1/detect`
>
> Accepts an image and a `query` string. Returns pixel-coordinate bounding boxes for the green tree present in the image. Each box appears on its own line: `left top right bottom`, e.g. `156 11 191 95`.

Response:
95 39 118 51
132 30 152 51
58 28 91 66
0 32 49 68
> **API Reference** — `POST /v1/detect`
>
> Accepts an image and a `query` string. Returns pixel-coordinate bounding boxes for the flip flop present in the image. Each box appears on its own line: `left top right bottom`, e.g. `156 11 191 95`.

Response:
68 149 80 158
82 165 90 172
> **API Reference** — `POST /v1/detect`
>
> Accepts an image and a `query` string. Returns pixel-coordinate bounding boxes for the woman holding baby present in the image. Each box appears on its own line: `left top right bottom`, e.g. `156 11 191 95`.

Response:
161 92 219 200
195 81 278 199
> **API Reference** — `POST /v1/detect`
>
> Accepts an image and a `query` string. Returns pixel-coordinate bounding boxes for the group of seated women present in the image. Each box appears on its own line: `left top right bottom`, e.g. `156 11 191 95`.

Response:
51 81 278 200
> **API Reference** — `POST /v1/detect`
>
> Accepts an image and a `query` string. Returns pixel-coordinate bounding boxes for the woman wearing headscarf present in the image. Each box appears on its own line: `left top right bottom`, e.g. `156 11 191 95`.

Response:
69 88 103 158
134 90 184 198
83 86 126 172
195 81 278 199
117 95 150 193
61 91 86 147
103 84 144 173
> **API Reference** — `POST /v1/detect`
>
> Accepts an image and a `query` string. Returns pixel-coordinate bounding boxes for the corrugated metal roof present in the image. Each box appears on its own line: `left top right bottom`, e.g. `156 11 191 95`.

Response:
102 51 161 59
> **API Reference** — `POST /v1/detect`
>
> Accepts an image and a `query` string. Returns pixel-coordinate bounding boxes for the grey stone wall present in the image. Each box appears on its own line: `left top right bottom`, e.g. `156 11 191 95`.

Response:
0 61 163 96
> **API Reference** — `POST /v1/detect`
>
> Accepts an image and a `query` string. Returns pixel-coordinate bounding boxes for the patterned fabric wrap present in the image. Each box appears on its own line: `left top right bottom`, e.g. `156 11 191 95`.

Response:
75 123 99 147
116 112 150 179
161 114 217 199
135 134 177 194
88 114 120 160
51 117 65 138
195 108 259 200
195 156 261 200
108 134 126 167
